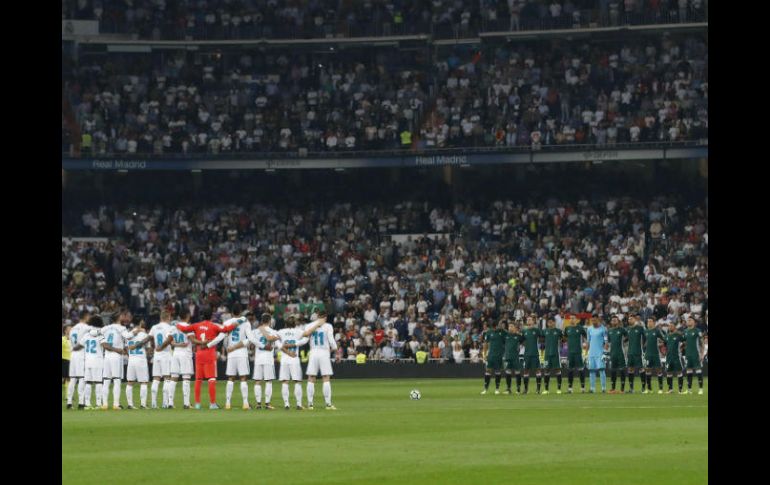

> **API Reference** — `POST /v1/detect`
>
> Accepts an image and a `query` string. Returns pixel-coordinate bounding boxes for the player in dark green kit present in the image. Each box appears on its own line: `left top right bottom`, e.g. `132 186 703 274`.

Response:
503 322 523 394
664 322 686 394
542 318 563 394
625 315 647 393
521 316 543 394
643 318 665 394
564 319 587 393
481 321 507 395
683 317 705 395
607 316 627 394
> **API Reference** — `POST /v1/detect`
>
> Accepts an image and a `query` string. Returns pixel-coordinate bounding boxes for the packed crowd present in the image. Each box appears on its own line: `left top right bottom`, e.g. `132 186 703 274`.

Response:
62 0 707 40
65 48 428 156
62 195 708 362
63 34 707 156
423 34 707 148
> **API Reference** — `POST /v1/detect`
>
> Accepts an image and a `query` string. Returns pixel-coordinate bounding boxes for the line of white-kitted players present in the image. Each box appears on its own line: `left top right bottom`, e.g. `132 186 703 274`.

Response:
64 309 340 410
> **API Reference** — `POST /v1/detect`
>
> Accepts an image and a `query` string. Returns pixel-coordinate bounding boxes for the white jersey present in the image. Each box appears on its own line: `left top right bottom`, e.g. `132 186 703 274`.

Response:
81 330 105 364
69 322 91 359
102 323 128 356
149 322 174 357
125 331 150 362
169 323 194 357
277 327 308 362
305 323 336 354
225 322 252 359
248 326 279 364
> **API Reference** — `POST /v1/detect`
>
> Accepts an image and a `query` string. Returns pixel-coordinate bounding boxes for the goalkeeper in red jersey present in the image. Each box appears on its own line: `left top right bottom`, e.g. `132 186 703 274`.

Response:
176 308 247 409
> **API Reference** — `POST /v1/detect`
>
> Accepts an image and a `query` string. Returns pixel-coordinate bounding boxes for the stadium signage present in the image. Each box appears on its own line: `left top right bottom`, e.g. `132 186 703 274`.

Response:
91 160 149 170
581 151 620 160
414 155 469 166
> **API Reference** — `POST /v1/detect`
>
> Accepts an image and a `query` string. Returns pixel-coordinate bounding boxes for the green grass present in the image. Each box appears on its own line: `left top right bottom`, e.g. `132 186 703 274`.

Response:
62 378 708 485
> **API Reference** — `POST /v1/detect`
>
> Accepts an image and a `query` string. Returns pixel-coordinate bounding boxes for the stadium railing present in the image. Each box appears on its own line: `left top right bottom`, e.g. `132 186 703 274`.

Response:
62 140 708 161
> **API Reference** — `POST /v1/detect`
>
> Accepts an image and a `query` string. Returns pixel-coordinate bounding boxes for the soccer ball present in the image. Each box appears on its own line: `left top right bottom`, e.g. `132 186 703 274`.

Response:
409 389 421 400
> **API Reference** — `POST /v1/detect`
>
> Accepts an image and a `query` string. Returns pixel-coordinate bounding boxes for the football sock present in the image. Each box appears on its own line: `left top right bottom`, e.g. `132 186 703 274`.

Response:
611 370 617 390
163 379 172 406
182 379 191 406
169 380 177 406
84 383 92 407
226 381 234 405
568 370 574 388
677 375 683 392
78 378 86 405
125 384 133 407
306 381 315 406
113 379 121 406
589 371 596 390
524 376 530 392
140 384 148 407
294 382 303 406
628 370 635 390
194 379 202 404
494 374 501 390
152 380 160 406
657 374 664 389
620 371 626 392
696 370 703 389
556 372 562 390
208 379 217 404
102 379 111 405
484 374 491 390
254 383 262 405
536 374 542 392
544 375 550 391
667 376 674 390
580 369 586 389
264 382 273 404
322 381 332 405
515 374 522 392
599 370 606 390
686 371 693 390
640 370 646 390
282 383 290 406
95 383 103 406
505 374 512 390
67 378 77 404
646 374 652 389
240 381 248 405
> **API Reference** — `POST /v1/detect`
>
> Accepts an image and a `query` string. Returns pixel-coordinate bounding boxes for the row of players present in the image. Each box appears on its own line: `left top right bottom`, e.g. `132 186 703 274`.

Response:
64 308 340 410
481 314 707 395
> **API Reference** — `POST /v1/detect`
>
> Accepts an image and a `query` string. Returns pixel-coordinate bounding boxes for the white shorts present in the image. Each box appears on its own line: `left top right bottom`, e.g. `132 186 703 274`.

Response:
152 355 172 377
171 353 194 377
126 360 150 383
306 352 334 377
226 356 251 377
84 363 103 382
102 355 124 380
69 354 85 378
252 362 276 381
279 359 303 381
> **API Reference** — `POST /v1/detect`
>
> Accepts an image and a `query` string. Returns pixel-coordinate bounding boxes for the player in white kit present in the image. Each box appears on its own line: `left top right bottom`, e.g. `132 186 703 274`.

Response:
304 311 339 410
100 311 131 410
148 311 175 409
81 316 106 409
223 312 253 410
66 311 91 409
125 321 151 409
277 314 317 410
246 313 282 410
169 310 195 409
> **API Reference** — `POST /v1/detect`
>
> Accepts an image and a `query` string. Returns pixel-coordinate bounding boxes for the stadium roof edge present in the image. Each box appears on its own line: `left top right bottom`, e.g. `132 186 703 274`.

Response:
62 22 706 49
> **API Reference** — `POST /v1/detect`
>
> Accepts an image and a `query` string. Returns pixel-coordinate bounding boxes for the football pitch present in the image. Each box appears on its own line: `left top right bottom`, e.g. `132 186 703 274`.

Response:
62 378 708 485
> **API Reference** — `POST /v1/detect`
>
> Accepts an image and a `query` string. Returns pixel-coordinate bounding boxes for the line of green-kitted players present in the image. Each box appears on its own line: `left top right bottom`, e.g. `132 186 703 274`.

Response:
481 314 706 395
